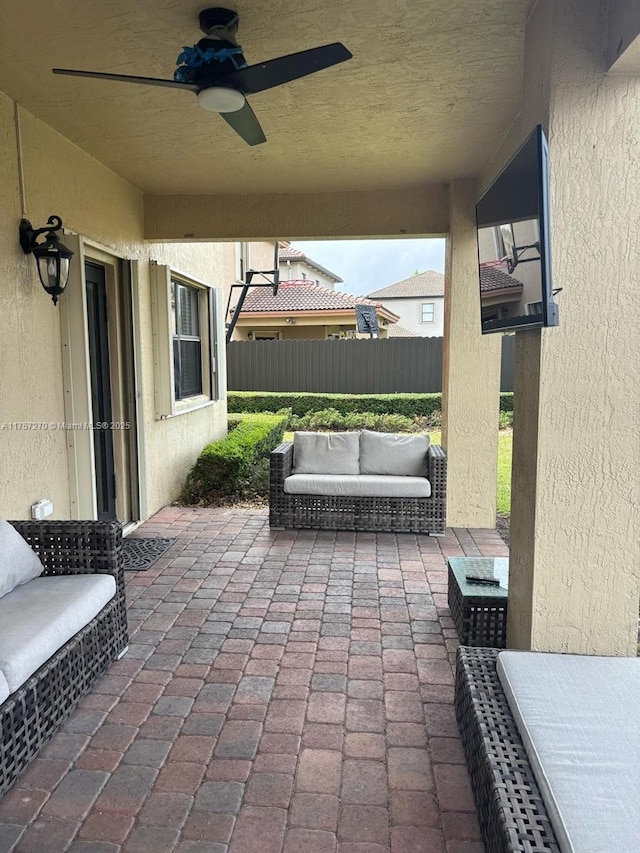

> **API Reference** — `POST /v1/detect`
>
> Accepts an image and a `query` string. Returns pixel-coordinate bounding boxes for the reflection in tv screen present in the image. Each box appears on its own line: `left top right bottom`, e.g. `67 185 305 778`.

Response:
476 125 559 334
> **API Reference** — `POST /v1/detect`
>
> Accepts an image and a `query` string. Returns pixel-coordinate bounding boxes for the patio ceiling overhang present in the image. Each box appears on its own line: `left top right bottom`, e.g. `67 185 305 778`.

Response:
2 2 638 242
0 0 535 240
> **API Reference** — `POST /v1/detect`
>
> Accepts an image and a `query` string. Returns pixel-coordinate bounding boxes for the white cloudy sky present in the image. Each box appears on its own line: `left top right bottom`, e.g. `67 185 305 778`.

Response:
291 238 446 296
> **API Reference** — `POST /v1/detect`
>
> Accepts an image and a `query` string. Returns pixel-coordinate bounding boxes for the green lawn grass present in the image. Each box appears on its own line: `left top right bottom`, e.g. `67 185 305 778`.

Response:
284 428 513 516
496 430 512 515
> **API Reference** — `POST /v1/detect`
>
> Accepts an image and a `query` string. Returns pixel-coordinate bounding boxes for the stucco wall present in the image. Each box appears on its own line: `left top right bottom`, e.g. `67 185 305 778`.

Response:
497 1 640 654
375 296 445 337
0 94 230 520
144 185 449 241
279 260 339 290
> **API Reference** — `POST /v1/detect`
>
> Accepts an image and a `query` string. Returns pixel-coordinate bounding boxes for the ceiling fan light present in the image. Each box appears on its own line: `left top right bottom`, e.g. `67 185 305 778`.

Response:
197 87 245 113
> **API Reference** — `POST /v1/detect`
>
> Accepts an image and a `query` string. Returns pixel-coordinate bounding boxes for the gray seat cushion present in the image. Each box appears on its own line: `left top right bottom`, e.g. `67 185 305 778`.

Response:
0 574 116 693
284 473 431 498
497 650 640 853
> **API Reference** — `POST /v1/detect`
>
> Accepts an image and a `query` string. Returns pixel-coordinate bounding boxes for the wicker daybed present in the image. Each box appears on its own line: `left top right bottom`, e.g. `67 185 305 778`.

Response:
454 646 560 853
270 433 447 534
0 520 128 797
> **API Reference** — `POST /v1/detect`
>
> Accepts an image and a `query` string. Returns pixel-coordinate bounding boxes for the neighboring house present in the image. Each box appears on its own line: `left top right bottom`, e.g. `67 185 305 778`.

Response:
367 270 445 337
230 279 399 340
477 220 541 323
386 323 417 338
478 266 525 324
278 242 343 290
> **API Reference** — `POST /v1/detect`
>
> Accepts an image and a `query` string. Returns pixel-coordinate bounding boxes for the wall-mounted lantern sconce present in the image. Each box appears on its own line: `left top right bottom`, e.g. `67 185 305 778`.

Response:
19 215 74 305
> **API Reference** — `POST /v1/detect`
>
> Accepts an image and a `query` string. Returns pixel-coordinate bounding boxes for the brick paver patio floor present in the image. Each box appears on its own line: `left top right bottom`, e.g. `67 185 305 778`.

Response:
0 507 508 853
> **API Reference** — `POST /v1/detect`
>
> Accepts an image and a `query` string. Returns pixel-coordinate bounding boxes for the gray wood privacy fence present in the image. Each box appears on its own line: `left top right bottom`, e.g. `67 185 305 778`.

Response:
227 336 515 394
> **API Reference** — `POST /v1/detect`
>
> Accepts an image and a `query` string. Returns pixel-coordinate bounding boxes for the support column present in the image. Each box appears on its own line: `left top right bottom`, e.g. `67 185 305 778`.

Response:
506 0 640 654
442 179 502 528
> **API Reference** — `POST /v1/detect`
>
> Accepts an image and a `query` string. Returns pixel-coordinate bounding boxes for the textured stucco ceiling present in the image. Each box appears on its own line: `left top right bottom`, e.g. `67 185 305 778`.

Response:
0 0 533 195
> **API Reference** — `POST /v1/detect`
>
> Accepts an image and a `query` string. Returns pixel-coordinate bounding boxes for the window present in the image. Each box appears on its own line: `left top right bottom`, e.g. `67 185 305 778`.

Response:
421 302 435 323
151 264 224 419
171 281 202 399
252 330 282 340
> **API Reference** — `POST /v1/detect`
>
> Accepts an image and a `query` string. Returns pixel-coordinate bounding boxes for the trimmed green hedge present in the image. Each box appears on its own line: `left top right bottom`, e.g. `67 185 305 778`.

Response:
228 392 441 418
227 391 514 416
180 413 287 504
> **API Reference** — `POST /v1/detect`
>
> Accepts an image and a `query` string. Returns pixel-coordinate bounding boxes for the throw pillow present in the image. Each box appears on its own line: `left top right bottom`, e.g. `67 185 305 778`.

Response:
360 430 430 477
0 518 45 600
293 431 360 475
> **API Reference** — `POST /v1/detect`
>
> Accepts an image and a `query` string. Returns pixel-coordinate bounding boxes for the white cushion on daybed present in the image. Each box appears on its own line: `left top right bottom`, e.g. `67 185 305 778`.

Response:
0 574 116 693
0 670 10 704
284 474 431 498
292 432 360 475
0 518 44 600
497 650 640 853
360 430 430 476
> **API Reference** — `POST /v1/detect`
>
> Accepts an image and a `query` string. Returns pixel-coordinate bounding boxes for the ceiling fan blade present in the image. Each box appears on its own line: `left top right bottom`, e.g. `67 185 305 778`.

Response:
53 68 198 92
219 101 266 146
218 43 352 95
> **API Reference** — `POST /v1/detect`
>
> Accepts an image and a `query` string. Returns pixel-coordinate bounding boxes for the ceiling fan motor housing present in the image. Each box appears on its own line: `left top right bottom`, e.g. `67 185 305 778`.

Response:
199 7 239 36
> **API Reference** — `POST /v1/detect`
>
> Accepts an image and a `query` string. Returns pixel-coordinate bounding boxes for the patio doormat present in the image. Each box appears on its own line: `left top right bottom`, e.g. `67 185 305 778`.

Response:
122 537 177 571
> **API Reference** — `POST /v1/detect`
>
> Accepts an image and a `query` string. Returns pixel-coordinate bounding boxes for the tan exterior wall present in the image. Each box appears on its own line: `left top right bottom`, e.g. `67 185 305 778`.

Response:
442 180 501 528
501 1 640 654
0 95 229 520
144 186 449 241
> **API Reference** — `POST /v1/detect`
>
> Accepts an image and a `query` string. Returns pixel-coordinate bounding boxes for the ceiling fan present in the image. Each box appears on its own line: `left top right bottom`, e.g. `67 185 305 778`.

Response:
53 7 352 146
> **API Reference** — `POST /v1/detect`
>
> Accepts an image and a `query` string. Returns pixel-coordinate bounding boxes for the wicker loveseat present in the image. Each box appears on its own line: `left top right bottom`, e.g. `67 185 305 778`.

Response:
0 519 128 797
270 430 447 534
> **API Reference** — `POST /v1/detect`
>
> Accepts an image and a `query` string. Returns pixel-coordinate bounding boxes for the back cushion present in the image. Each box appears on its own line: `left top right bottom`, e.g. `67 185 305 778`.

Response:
0 518 45 600
360 431 430 477
293 431 360 475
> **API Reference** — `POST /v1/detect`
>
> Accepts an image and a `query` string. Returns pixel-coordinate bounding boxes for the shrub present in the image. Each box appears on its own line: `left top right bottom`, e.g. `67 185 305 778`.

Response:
498 410 513 429
500 392 513 412
286 409 417 433
227 391 442 419
227 391 513 429
180 413 287 504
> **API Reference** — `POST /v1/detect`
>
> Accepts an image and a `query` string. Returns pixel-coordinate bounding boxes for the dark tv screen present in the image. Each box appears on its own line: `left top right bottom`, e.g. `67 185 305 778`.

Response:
476 125 559 334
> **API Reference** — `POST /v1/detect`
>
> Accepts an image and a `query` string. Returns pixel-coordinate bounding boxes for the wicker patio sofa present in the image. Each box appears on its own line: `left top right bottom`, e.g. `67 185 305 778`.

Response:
269 430 447 534
455 646 560 853
0 520 128 797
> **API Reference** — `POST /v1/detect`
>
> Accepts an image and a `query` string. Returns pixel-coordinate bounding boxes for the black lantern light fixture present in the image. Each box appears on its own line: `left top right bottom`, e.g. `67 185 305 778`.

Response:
19 215 74 305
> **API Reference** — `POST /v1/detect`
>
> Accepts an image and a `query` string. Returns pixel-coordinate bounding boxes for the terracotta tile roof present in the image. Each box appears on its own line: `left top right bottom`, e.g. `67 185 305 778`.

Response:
479 265 524 293
387 323 418 337
279 244 305 260
238 280 398 321
367 270 445 299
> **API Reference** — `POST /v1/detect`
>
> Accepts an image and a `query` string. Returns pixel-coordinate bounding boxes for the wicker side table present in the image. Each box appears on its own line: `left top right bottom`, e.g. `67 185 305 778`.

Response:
447 557 509 648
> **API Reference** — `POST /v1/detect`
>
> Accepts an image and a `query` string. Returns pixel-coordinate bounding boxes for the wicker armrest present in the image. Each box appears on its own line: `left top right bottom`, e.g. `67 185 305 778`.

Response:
270 441 294 484
8 519 123 582
427 444 447 498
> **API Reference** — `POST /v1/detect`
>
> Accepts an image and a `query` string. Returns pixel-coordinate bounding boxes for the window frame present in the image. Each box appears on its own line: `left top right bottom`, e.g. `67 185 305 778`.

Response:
151 264 224 419
172 279 204 401
420 302 435 323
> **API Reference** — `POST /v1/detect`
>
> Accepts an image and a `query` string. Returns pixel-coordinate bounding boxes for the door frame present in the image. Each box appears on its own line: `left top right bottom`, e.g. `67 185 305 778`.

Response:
60 237 143 523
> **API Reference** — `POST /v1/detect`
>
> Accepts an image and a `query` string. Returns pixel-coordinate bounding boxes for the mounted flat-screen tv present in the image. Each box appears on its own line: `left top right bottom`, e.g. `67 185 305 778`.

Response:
476 125 559 334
